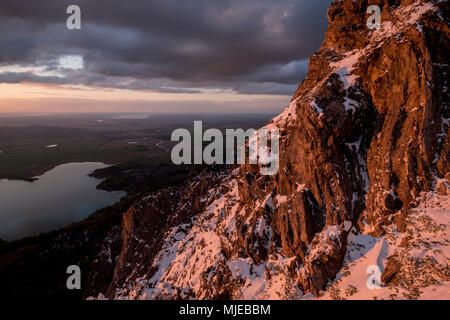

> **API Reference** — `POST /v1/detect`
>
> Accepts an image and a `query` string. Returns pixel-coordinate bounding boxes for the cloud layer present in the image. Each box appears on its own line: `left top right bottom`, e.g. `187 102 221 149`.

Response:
0 0 331 95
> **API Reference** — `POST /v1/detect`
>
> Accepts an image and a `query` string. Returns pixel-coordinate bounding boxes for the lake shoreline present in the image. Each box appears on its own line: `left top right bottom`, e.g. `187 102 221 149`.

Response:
0 162 125 241
0 160 119 183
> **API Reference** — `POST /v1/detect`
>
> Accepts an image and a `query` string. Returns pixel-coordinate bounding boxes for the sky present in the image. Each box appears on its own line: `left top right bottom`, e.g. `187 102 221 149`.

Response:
0 0 332 114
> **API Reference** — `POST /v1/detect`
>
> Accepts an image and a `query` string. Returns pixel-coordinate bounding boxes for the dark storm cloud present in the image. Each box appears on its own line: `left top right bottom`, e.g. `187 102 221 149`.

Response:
0 0 332 94
0 72 68 84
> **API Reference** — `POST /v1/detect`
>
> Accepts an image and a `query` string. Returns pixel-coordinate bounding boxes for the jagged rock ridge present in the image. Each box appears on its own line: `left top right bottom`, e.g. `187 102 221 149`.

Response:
88 0 449 300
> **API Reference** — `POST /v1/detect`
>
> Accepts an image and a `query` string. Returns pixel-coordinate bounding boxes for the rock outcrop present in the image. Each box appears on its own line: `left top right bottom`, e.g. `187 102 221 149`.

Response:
89 0 449 299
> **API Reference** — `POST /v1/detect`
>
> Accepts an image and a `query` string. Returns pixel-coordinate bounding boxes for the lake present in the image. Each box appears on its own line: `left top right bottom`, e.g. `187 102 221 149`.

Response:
0 162 125 241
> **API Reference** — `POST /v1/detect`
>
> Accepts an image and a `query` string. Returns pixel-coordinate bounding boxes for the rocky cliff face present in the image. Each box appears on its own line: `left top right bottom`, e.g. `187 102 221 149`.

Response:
89 0 449 300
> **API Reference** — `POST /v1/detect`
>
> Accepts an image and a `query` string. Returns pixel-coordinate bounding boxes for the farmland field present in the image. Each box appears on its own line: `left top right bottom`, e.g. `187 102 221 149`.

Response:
0 113 274 180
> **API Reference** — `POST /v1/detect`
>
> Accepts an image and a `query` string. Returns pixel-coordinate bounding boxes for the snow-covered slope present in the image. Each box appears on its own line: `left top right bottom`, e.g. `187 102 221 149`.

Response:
87 0 449 300
105 172 449 300
322 185 450 300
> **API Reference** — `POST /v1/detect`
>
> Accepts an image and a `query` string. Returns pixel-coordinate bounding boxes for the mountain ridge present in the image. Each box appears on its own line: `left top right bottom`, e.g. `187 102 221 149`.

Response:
87 0 450 299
